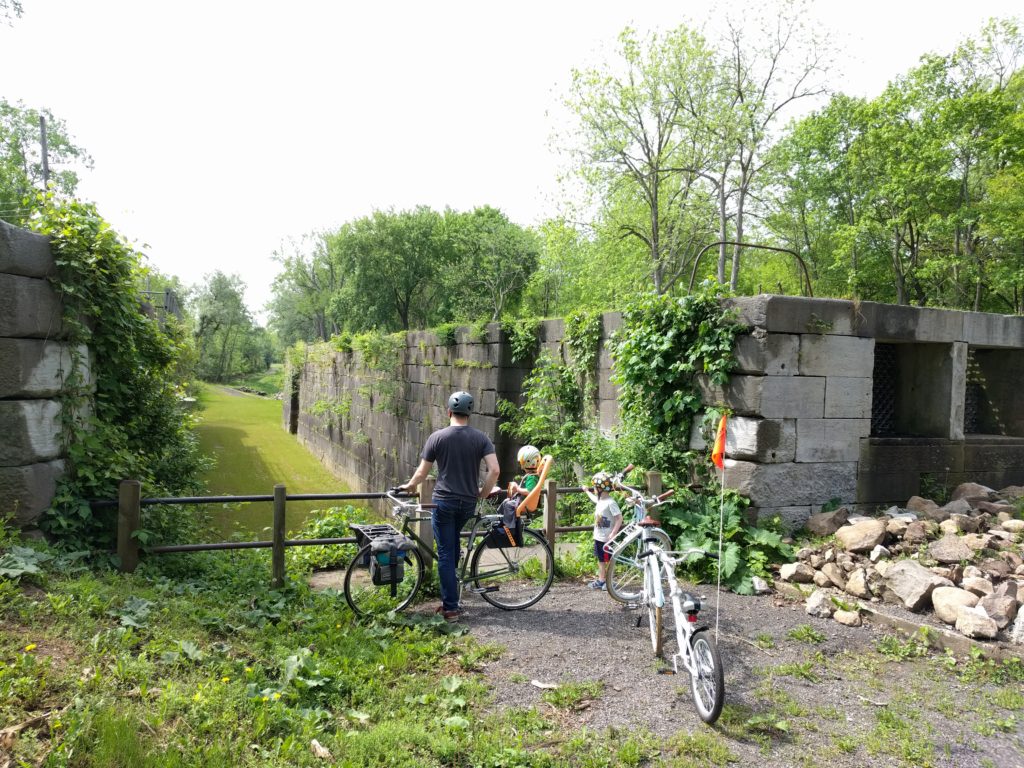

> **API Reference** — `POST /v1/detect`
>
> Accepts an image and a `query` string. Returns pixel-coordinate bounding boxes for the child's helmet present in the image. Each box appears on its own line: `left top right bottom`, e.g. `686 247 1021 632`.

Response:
591 471 614 494
517 445 541 471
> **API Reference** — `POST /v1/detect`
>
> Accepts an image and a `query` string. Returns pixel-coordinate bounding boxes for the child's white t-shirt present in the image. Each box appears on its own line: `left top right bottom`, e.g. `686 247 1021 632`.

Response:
593 497 622 542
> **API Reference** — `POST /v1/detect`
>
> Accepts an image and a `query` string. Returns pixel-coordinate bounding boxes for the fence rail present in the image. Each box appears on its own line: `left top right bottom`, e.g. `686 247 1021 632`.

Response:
103 472 666 587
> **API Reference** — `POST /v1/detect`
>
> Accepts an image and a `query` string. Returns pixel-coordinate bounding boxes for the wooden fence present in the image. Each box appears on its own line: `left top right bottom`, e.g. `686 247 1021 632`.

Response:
97 472 666 587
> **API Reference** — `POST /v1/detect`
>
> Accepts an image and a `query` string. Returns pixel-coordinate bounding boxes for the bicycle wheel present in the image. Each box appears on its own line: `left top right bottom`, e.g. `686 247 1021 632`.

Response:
606 528 672 603
689 630 725 724
344 544 424 617
645 558 663 656
468 528 553 610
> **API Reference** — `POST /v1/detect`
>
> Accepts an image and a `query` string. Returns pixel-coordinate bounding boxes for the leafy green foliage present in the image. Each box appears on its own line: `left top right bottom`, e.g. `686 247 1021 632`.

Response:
660 490 793 595
611 282 742 468
286 505 369 572
31 196 210 546
501 318 542 363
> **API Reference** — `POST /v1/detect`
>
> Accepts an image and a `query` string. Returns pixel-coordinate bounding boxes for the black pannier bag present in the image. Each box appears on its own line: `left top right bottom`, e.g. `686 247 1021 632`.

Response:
370 535 416 586
485 517 524 549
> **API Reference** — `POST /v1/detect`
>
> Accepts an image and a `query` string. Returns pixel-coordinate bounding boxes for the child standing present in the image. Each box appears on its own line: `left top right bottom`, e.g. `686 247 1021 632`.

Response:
589 471 622 590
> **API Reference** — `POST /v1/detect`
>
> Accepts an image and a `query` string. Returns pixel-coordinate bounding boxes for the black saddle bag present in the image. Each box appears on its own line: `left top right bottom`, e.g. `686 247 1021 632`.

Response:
485 517 524 549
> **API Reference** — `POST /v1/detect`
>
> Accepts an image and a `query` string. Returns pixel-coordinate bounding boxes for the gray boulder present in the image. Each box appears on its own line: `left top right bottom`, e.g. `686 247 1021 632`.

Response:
806 507 850 537
931 586 979 624
835 519 887 553
884 560 953 612
928 535 974 564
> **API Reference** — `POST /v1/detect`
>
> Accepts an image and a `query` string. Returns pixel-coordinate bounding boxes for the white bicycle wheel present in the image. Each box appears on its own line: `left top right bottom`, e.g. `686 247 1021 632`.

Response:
645 556 663 656
606 528 672 603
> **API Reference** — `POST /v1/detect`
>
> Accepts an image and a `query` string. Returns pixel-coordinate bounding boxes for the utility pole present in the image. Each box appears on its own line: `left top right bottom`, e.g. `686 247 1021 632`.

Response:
39 114 49 188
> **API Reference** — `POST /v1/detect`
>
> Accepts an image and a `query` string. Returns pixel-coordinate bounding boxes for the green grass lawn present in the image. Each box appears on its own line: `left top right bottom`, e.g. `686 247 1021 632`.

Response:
222 364 285 397
194 383 351 537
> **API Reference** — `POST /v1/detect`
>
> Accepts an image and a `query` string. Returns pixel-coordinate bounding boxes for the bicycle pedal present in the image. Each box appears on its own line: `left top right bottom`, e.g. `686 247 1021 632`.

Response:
468 586 499 594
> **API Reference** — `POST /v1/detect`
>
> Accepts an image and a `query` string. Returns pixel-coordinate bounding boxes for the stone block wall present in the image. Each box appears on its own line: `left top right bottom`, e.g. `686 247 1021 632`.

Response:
292 294 1024 529
290 316 624 491
0 220 80 527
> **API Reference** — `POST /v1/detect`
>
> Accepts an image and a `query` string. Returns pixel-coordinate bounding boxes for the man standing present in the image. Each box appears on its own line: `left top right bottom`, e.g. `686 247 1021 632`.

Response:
399 390 499 621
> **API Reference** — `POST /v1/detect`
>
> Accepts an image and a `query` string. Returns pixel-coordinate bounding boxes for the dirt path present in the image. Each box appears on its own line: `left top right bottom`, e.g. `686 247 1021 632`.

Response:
447 579 1024 768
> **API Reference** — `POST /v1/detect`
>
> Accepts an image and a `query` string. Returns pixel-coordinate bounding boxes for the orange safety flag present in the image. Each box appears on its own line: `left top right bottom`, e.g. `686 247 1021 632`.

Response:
711 414 727 469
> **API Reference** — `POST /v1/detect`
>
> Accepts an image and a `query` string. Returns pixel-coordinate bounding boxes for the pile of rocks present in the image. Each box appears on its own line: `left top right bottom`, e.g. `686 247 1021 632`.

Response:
778 483 1024 643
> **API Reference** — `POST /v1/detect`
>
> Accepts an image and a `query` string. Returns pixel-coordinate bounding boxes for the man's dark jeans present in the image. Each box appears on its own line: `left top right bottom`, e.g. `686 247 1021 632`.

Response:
432 496 477 611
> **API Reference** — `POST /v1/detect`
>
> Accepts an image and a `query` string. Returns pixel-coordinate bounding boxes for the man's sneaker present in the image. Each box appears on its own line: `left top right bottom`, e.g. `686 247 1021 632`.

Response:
588 579 606 590
442 609 463 622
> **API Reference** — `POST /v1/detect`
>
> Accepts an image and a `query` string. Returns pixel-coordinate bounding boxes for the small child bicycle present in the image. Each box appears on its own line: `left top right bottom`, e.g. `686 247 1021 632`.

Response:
603 469 726 724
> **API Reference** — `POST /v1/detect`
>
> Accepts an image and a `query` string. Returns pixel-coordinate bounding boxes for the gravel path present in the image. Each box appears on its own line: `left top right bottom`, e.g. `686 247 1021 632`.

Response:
442 578 1024 768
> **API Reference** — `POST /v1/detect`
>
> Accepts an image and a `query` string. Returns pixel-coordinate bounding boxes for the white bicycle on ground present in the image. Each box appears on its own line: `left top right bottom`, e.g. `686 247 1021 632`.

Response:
604 473 725 724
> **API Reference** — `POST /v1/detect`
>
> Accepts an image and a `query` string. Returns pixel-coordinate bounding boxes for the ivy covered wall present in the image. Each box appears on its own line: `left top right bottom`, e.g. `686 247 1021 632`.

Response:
287 316 624 492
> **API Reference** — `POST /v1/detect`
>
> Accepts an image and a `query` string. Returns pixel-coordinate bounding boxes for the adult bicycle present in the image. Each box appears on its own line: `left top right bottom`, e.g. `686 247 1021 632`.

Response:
639 543 725 724
343 489 554 617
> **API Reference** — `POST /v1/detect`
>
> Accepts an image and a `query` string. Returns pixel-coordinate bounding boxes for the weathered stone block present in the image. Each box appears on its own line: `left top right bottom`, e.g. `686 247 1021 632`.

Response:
0 459 65 525
753 505 811 531
0 400 62 466
861 302 965 342
724 460 857 507
698 375 825 418
733 332 799 376
0 220 53 278
824 377 872 418
597 370 619 401
858 439 965 473
799 335 874 377
796 419 870 462
599 399 618 431
726 417 796 463
478 389 497 416
0 274 65 338
538 319 564 343
763 296 867 336
0 340 90 398
961 312 1024 347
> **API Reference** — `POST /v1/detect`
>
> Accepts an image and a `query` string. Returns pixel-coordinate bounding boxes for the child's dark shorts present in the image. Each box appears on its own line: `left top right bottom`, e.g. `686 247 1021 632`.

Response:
593 539 612 563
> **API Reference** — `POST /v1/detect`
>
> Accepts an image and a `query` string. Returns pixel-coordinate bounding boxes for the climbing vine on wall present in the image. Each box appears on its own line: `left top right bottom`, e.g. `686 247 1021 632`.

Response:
564 310 602 407
30 195 208 545
611 282 743 467
501 318 541 363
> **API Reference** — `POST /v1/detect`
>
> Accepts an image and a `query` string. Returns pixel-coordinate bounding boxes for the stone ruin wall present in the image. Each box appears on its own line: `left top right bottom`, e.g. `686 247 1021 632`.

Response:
292 295 1024 530
0 220 85 529
287 315 625 492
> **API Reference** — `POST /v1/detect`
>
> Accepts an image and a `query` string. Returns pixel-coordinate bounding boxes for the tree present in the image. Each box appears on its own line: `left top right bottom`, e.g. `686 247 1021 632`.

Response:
711 1 830 290
563 26 722 294
1 1 21 24
1 100 92 225
443 206 540 320
268 233 341 345
191 272 255 381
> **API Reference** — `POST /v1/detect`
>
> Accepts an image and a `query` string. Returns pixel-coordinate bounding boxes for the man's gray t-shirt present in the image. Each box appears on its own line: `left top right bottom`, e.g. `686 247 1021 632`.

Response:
422 425 495 503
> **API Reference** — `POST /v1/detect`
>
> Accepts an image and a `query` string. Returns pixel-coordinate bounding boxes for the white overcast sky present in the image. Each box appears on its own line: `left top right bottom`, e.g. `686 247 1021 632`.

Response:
1 0 1021 321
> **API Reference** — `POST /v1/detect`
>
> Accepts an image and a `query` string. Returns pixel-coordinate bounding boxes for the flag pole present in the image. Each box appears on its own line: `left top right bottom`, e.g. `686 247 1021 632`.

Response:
711 413 728 641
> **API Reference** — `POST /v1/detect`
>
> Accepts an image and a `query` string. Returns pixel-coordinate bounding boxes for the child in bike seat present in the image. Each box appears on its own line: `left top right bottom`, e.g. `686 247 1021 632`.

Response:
497 445 544 527
588 471 622 590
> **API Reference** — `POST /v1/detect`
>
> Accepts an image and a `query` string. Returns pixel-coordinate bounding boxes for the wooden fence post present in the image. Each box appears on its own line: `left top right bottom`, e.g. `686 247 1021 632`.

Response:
543 478 558 547
646 471 662 524
414 477 435 560
271 484 286 588
117 479 141 573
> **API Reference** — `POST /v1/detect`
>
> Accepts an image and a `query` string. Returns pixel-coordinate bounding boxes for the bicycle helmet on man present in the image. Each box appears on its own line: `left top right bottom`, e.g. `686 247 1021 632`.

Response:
447 390 474 415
